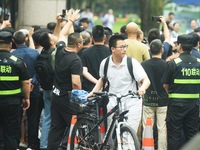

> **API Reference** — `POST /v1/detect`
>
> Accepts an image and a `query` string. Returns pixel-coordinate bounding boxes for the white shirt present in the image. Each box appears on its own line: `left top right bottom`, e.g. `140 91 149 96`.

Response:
99 55 147 108
103 14 115 29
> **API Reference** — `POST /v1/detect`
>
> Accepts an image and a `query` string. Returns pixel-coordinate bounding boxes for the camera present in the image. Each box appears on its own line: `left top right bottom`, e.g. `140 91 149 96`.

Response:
4 14 10 20
60 9 66 18
152 16 161 22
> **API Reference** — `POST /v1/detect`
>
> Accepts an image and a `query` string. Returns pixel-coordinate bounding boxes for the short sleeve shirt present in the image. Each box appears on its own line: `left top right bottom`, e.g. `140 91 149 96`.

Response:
99 55 147 107
162 52 199 94
82 45 111 91
53 45 83 97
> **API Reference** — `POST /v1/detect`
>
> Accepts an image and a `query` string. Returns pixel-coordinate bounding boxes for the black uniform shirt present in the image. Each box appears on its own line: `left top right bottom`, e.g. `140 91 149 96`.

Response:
0 50 30 104
162 52 200 102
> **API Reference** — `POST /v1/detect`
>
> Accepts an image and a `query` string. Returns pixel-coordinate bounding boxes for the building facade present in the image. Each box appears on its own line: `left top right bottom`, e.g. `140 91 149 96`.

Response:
0 0 66 30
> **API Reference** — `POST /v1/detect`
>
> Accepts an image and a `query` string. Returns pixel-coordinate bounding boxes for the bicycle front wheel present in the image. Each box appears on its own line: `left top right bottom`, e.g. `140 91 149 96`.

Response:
70 119 98 150
118 125 140 150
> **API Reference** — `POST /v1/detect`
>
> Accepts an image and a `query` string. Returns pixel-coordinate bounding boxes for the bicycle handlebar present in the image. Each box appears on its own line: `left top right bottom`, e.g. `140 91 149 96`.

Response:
93 91 140 99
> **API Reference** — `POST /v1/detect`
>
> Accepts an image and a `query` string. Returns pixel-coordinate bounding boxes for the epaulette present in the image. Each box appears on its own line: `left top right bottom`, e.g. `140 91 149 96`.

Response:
10 55 18 62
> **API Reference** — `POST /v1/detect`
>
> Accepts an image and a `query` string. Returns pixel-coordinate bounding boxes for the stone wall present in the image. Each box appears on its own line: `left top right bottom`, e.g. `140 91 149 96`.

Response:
17 0 66 30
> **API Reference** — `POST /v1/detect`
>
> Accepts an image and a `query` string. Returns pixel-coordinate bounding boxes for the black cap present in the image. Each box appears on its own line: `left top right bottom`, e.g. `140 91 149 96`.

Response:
80 18 90 23
0 31 12 43
177 34 193 46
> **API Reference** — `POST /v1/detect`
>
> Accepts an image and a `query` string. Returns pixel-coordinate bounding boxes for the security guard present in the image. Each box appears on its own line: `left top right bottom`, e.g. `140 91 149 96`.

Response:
0 31 30 150
162 34 200 150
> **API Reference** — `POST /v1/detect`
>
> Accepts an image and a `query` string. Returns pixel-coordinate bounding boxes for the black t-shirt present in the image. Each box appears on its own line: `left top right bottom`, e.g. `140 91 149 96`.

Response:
82 45 111 91
141 58 168 106
77 47 87 61
53 42 83 97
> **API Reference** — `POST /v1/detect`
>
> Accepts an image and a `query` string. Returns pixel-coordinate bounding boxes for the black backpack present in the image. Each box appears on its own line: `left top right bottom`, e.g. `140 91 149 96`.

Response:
35 48 55 90
103 56 138 91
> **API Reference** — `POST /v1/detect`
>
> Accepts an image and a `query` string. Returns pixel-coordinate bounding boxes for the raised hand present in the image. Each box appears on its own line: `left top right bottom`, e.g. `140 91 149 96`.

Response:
56 13 63 22
159 16 166 24
66 9 80 22
28 27 34 37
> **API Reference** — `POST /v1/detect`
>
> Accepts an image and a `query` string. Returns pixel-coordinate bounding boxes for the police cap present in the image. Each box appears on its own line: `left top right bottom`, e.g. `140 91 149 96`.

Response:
177 34 193 47
0 31 12 43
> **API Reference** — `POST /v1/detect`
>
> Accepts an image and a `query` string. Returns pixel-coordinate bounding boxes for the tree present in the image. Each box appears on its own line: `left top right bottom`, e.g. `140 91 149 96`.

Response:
139 0 165 36
70 0 165 35
71 0 130 15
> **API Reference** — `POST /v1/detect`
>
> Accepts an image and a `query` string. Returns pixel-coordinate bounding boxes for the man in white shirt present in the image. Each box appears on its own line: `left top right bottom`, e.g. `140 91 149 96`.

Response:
88 34 150 148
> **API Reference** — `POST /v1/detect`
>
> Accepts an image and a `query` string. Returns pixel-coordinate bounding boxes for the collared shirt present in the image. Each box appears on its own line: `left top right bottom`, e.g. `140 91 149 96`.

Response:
11 45 39 96
191 48 200 58
99 55 147 108
162 41 171 60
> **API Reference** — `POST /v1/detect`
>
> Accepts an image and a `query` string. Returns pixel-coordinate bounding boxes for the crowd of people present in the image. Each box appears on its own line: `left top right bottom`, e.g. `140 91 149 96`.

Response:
0 7 199 150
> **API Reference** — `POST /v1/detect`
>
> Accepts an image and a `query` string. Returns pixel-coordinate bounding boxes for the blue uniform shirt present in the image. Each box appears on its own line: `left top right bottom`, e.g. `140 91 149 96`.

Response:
12 45 39 97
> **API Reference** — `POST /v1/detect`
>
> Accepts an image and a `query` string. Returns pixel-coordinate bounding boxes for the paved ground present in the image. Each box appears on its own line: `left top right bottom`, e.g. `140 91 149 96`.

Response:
0 147 26 150
0 144 26 150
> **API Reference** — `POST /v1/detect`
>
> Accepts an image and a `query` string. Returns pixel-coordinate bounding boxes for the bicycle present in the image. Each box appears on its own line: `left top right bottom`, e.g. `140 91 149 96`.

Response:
70 91 141 150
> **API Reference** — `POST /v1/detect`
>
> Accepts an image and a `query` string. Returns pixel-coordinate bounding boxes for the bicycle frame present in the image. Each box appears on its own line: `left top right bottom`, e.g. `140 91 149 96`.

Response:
99 109 129 150
76 91 139 149
78 101 129 149
99 95 130 150
79 104 117 144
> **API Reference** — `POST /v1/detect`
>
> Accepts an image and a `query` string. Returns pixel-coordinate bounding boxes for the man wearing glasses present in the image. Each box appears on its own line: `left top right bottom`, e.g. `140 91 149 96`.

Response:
88 34 150 148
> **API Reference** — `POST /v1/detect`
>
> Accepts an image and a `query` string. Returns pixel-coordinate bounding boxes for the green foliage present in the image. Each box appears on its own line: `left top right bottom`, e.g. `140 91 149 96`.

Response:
71 0 165 34
113 18 127 33
126 14 141 25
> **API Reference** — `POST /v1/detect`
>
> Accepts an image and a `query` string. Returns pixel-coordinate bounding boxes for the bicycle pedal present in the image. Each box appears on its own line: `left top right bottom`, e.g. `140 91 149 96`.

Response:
104 146 110 150
97 144 110 150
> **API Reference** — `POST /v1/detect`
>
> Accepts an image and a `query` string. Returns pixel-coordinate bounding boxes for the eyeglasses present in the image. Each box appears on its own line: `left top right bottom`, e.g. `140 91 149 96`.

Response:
115 45 128 50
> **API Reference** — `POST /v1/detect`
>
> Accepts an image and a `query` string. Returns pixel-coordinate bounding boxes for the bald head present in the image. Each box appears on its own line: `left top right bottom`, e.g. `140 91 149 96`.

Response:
126 22 139 35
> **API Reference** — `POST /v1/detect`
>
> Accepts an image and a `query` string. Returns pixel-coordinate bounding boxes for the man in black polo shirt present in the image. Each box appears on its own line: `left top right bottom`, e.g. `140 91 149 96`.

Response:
47 9 83 150
0 31 30 150
162 34 200 150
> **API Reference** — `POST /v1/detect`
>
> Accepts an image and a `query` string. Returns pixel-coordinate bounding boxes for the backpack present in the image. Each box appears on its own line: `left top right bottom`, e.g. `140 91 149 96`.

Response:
35 48 56 90
103 56 138 91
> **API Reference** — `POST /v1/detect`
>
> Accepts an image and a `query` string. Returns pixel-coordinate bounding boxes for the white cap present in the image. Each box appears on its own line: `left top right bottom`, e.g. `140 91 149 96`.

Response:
19 29 29 36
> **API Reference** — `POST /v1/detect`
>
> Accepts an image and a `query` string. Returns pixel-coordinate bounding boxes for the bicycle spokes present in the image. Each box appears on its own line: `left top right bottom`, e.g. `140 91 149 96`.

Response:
120 131 135 150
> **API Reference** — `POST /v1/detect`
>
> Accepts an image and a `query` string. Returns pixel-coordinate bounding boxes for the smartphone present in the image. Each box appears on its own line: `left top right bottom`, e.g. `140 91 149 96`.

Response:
60 9 66 18
4 14 10 20
152 16 161 22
